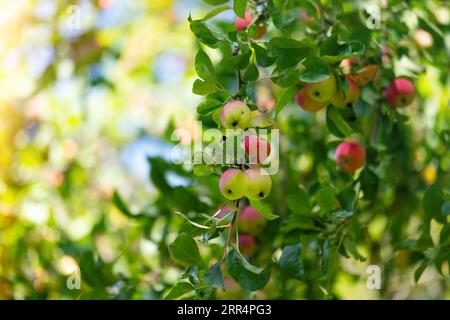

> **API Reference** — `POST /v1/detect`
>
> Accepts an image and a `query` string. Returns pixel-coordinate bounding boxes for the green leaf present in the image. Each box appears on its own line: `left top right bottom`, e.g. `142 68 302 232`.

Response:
242 63 259 82
203 5 230 21
189 19 225 48
163 282 195 300
233 0 247 18
343 237 366 262
286 189 310 215
148 157 172 192
193 164 213 176
316 186 335 212
226 248 271 291
268 38 315 69
249 199 279 220
195 49 215 81
168 233 205 268
275 86 296 117
359 168 379 200
279 244 304 280
197 99 223 116
193 79 218 95
423 185 446 224
112 191 133 217
204 0 228 5
322 41 365 64
252 43 275 67
326 106 352 137
414 260 429 283
204 263 224 289
442 202 450 216
224 51 252 70
299 56 331 83
319 34 338 56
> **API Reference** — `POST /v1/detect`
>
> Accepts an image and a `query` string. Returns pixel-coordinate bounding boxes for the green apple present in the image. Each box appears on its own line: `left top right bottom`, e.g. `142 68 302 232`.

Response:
219 169 248 200
304 75 337 102
244 168 272 199
220 100 252 129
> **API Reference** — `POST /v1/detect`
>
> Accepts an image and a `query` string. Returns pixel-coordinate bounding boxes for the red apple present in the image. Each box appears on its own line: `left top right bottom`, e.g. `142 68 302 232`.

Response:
235 11 252 31
384 78 415 108
238 234 257 256
335 141 366 173
295 89 327 112
237 206 266 235
235 11 265 39
243 135 271 164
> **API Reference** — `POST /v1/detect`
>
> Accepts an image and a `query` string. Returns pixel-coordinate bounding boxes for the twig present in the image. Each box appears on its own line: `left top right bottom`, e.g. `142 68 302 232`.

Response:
371 0 389 144
221 199 240 262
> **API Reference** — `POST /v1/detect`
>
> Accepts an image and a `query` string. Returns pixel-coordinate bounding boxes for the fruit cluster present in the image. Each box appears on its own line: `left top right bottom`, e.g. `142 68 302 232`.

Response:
293 64 415 174
295 74 359 112
218 100 273 201
295 69 415 112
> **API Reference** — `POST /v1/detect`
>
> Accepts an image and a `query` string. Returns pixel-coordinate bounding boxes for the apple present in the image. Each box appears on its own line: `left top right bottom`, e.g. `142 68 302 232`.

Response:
415 29 433 48
238 234 257 256
295 89 327 112
340 58 359 74
244 168 272 199
384 78 415 108
335 141 366 173
235 11 265 39
216 278 243 299
330 77 360 108
237 206 266 235
220 100 252 129
304 75 337 102
219 169 248 200
243 135 271 164
235 11 252 31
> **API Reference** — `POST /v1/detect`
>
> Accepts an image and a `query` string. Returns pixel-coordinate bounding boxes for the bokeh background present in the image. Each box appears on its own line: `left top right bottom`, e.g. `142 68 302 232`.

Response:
0 0 449 299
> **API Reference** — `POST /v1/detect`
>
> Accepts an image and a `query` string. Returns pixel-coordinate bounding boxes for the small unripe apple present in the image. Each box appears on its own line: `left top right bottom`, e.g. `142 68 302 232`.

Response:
238 234 257 256
235 11 252 31
415 29 433 48
330 77 360 108
237 206 266 235
235 11 265 39
295 89 327 112
220 100 252 129
216 278 243 299
219 169 248 200
243 135 271 164
244 168 272 200
304 75 337 102
384 78 415 108
335 141 366 173
340 58 359 74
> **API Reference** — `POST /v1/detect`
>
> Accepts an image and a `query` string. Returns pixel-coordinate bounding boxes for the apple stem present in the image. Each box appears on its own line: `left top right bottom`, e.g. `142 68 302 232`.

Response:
221 198 240 262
